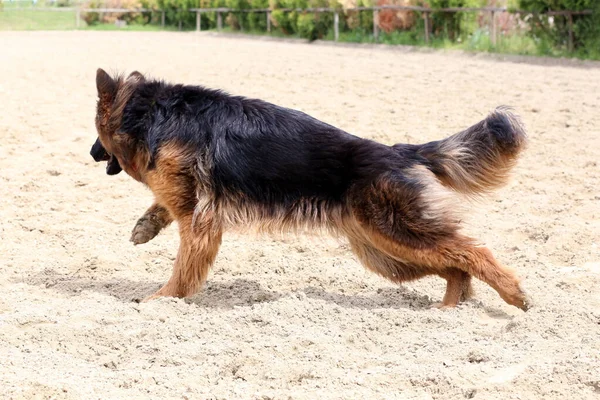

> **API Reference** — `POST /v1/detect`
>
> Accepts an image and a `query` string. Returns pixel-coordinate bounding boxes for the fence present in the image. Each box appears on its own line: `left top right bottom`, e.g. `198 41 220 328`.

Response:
1 5 593 52
189 6 592 50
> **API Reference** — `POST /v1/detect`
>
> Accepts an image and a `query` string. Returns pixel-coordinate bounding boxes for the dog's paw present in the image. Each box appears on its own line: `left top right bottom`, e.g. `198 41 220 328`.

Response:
130 218 161 245
503 287 533 312
518 294 534 312
141 285 185 302
141 293 161 302
431 302 458 310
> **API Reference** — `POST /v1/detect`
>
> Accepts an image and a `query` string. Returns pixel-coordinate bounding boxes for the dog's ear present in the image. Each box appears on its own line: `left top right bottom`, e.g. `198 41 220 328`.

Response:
96 68 117 100
127 70 145 84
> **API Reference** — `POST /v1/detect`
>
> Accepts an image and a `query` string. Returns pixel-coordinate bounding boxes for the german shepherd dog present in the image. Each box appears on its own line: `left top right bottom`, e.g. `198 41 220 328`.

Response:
91 68 530 310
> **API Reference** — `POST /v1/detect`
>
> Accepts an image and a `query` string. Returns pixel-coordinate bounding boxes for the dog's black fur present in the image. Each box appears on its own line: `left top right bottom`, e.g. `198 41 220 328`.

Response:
90 138 122 175
120 81 434 210
91 69 530 309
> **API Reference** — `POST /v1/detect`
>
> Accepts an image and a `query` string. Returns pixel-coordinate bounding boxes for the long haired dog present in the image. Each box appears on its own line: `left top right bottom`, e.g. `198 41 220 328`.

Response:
91 69 530 310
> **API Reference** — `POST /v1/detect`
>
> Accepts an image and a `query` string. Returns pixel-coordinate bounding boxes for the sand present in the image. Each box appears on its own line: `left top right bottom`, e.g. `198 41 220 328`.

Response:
0 31 599 399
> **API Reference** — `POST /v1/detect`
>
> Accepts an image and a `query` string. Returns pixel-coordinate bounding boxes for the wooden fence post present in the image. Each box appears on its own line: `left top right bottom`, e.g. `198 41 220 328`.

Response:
267 10 271 32
567 12 573 52
217 11 222 30
490 10 497 46
334 11 339 41
373 9 379 40
196 10 201 31
423 11 430 44
161 10 165 28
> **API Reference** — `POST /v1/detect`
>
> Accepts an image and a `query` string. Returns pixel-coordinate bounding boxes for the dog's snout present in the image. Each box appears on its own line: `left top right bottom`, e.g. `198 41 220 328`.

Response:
90 138 110 162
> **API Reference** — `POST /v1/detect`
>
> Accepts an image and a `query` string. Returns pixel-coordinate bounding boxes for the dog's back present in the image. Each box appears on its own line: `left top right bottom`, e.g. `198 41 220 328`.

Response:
120 80 423 222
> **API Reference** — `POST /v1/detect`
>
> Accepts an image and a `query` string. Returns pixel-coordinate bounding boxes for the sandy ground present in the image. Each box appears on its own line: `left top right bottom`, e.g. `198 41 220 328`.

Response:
0 31 599 399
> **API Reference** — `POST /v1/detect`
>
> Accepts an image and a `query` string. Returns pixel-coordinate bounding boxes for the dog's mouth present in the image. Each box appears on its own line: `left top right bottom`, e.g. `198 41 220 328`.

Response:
105 154 123 175
90 139 122 175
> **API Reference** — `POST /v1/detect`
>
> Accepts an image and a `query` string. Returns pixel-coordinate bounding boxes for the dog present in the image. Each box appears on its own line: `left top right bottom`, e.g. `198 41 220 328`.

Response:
91 68 530 310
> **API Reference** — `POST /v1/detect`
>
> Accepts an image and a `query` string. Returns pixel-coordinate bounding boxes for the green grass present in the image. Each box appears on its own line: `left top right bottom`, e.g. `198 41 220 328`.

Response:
0 6 177 31
219 26 296 38
207 26 600 60
329 27 586 59
0 9 78 30
456 29 564 58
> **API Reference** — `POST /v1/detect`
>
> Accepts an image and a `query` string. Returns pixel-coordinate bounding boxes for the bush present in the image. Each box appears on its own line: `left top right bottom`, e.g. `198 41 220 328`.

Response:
56 0 75 7
267 0 338 39
82 0 149 26
416 0 485 40
270 9 295 33
376 0 415 34
247 0 269 31
518 0 599 55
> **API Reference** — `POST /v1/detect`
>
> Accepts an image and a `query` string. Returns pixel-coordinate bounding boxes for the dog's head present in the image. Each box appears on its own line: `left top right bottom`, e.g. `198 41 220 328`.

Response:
91 68 144 176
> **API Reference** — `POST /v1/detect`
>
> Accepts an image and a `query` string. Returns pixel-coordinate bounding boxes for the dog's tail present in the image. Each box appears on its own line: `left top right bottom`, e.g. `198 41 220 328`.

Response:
404 107 527 196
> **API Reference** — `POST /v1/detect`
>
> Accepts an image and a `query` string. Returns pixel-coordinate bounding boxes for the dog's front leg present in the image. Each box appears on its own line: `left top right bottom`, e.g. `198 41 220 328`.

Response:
130 202 173 245
143 213 223 300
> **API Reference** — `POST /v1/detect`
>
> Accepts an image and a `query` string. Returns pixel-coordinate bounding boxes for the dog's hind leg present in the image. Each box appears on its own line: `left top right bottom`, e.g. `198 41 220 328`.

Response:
143 214 222 301
348 236 434 283
348 236 472 308
442 239 527 310
364 230 527 310
435 268 473 309
350 170 526 310
131 203 173 245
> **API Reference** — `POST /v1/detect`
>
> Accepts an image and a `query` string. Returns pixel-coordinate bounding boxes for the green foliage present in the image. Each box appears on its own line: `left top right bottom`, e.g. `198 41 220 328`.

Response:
262 0 335 38
247 0 269 30
155 0 198 29
518 0 599 56
271 9 295 33
574 6 600 59
296 12 315 37
83 0 154 26
518 0 594 12
342 0 372 33
415 0 485 40
40 0 597 59
55 0 75 7
82 0 101 25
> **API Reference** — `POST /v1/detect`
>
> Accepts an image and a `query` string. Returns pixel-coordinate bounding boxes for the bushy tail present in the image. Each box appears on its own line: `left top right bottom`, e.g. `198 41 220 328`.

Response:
413 107 527 196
